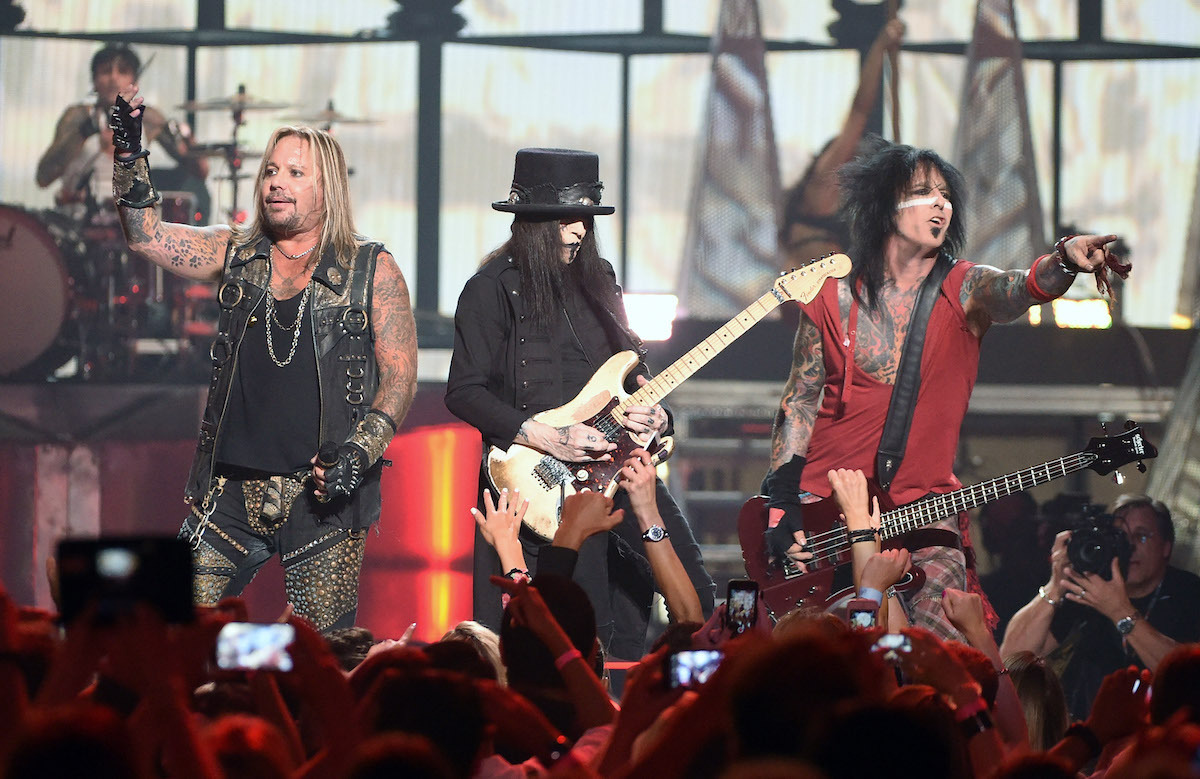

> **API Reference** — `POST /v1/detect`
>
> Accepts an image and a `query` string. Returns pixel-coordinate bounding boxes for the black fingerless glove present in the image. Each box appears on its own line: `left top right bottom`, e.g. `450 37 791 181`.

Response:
762 456 806 561
109 94 143 154
319 442 370 499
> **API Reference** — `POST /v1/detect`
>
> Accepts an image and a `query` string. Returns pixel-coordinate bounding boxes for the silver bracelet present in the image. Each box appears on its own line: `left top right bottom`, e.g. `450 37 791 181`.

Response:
1038 585 1059 608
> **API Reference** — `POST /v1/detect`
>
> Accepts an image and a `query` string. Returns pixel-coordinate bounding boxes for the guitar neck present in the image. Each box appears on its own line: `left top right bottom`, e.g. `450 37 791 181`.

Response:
613 289 783 416
879 450 1098 541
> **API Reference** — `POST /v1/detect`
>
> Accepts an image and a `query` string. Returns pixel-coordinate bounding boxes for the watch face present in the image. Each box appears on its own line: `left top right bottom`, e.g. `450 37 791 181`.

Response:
643 525 666 542
1117 616 1136 635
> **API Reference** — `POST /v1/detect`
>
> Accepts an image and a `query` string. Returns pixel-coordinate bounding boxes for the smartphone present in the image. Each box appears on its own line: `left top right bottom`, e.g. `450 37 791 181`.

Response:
871 633 911 662
665 648 723 689
57 536 193 625
845 598 879 630
215 622 296 671
725 578 759 636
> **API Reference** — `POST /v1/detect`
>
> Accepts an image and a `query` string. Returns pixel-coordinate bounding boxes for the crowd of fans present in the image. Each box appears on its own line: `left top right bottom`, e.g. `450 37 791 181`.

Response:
2 482 1199 778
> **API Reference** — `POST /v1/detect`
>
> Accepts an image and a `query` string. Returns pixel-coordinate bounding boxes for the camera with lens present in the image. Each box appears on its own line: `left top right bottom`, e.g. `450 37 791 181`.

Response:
1065 503 1132 580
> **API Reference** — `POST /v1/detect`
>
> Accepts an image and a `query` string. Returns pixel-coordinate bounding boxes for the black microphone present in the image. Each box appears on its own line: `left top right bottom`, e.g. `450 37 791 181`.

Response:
317 442 339 469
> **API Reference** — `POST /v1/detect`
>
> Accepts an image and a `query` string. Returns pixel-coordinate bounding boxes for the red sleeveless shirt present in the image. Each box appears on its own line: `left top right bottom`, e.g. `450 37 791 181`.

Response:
798 260 980 505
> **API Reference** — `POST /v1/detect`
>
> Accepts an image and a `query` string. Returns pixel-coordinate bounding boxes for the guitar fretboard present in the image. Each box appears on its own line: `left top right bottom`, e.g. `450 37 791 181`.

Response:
879 451 1098 541
610 290 782 422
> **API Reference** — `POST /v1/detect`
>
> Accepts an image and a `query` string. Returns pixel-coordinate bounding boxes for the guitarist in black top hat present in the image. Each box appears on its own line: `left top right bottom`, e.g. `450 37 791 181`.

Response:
446 148 715 659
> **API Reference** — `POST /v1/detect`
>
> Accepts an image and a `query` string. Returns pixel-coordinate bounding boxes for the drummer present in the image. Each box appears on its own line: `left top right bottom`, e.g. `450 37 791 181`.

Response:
35 43 208 222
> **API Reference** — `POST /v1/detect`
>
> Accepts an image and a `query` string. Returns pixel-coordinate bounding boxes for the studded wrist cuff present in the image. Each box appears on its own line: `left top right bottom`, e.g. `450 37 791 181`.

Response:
113 151 161 209
346 410 396 467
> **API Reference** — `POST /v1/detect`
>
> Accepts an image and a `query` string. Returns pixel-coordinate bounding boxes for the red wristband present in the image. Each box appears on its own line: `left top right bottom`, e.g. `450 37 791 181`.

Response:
554 647 583 671
1025 254 1057 303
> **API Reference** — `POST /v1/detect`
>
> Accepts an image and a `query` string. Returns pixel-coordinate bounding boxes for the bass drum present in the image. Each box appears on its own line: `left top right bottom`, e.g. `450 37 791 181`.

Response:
0 205 79 378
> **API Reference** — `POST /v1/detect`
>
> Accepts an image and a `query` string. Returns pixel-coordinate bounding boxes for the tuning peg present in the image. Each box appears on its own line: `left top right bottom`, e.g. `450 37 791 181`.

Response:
1136 460 1147 473
1113 470 1125 485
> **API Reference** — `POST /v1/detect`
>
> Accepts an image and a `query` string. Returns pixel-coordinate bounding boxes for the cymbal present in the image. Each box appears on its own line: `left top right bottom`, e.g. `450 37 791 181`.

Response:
177 89 290 113
282 100 379 126
190 142 264 159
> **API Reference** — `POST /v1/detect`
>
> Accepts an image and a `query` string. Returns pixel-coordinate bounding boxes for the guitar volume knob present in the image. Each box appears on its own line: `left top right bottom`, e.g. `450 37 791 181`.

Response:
575 469 588 481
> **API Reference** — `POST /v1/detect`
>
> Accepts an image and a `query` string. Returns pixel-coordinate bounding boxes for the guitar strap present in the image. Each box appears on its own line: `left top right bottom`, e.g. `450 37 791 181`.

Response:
874 253 955 491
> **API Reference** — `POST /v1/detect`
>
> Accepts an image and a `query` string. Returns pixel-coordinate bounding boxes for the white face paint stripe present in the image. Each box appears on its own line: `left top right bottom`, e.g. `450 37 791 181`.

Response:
897 195 952 210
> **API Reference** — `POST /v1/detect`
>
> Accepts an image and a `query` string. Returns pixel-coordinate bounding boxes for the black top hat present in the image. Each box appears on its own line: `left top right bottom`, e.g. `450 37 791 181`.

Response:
492 148 615 217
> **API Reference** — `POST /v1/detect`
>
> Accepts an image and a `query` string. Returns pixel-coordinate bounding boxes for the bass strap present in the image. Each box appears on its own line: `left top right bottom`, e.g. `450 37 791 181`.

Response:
875 253 955 491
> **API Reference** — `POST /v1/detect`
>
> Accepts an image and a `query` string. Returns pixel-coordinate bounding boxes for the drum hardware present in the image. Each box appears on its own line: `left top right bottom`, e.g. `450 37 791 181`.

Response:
181 85 288 224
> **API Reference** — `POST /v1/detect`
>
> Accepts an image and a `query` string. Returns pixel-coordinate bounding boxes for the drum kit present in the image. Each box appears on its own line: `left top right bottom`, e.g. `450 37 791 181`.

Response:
1 88 378 382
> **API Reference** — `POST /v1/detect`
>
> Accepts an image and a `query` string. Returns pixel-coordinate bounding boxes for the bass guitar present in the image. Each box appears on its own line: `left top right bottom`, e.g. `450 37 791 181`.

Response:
739 423 1157 618
488 253 852 539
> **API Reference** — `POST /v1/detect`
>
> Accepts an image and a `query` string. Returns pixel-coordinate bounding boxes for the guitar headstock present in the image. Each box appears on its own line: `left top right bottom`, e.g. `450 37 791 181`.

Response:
774 253 852 305
1084 423 1158 476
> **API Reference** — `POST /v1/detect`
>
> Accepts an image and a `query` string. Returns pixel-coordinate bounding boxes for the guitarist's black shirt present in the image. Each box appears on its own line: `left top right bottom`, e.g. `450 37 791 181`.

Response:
558 281 611 404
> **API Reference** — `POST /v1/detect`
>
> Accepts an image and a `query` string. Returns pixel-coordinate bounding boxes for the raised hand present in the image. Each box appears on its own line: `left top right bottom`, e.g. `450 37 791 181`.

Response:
828 468 880 533
861 548 912 593
617 448 658 515
941 587 988 641
471 487 528 550
110 85 145 155
554 490 623 551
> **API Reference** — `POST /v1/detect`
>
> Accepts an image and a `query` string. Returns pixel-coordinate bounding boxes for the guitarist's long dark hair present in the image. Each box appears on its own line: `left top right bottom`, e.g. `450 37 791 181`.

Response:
483 216 622 331
838 143 967 312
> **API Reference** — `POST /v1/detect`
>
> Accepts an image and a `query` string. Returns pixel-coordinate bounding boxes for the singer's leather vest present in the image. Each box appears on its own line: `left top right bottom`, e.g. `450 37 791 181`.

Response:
185 236 384 530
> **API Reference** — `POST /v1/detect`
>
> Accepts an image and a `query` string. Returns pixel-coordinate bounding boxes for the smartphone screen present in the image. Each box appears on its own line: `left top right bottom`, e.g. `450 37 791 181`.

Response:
725 578 759 636
215 623 296 671
847 608 877 629
845 598 879 629
871 633 911 662
57 536 194 625
666 649 723 689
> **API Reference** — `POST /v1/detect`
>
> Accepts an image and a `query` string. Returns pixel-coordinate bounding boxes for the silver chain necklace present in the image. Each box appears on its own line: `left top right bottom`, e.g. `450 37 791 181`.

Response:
264 252 311 368
275 241 318 260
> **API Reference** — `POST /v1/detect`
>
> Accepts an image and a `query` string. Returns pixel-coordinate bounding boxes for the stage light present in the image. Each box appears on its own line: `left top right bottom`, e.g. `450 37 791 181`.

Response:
623 293 677 341
1051 298 1112 329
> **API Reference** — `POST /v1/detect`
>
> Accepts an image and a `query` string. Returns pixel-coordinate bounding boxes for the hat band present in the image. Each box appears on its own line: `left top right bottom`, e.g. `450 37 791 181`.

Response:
504 181 604 208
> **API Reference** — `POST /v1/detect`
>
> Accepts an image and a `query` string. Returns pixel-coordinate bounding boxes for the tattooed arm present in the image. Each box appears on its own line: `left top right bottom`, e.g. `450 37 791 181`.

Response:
113 86 228 282
959 264 1043 334
961 234 1123 335
369 252 418 427
117 203 230 283
768 313 825 474
37 105 93 188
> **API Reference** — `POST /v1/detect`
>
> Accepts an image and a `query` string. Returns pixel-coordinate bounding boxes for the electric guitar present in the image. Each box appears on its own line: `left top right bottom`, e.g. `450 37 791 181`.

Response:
488 253 853 540
739 424 1157 618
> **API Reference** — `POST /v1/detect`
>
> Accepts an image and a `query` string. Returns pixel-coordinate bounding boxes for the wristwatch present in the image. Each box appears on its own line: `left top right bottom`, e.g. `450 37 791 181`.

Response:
1116 613 1139 636
641 525 669 543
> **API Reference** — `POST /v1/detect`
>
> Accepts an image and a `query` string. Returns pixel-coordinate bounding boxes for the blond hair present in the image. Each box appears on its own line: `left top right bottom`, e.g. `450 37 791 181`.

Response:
234 126 359 267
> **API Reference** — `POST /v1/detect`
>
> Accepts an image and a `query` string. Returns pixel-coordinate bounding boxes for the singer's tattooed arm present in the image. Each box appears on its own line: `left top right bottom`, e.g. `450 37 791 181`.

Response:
369 251 418 428
118 200 230 282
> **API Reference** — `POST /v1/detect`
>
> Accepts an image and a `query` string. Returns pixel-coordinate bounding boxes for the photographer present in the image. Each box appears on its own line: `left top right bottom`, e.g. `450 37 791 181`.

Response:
1000 495 1200 720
